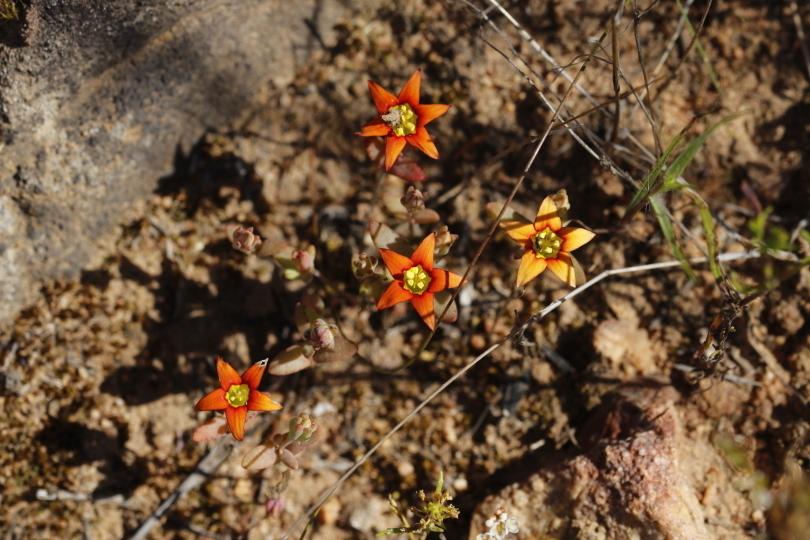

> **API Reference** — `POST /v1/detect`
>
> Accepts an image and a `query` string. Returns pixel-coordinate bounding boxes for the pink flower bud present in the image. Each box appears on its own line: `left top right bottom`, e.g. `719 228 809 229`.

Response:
231 226 262 252
291 246 315 273
304 319 337 351
401 186 426 211
265 498 285 519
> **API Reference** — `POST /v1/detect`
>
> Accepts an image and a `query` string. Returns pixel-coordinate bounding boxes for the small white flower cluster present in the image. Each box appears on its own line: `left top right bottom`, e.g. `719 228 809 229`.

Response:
476 507 520 540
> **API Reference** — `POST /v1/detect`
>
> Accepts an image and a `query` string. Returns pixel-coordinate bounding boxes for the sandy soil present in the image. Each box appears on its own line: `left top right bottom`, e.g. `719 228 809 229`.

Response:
2 1 810 539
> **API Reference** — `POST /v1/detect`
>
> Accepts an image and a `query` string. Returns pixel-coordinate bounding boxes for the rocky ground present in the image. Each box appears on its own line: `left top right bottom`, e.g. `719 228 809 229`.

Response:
2 1 810 539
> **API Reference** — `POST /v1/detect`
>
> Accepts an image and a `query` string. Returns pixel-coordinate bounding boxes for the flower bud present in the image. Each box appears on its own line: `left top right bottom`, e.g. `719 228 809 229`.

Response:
551 189 570 222
304 319 337 351
291 245 316 273
434 226 458 258
288 412 318 442
231 226 262 253
352 253 378 280
265 498 285 519
401 186 425 211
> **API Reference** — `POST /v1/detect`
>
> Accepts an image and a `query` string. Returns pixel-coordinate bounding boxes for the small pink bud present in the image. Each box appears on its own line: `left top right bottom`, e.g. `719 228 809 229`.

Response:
291 246 315 273
231 226 262 252
401 186 426 211
265 498 285 519
304 319 337 351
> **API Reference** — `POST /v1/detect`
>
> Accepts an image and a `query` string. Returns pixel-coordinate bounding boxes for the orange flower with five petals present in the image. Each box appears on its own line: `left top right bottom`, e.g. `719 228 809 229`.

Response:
196 357 282 441
376 233 465 330
499 195 595 288
357 70 451 171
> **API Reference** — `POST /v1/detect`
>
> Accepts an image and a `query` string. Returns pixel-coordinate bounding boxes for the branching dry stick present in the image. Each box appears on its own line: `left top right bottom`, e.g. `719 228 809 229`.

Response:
280 249 761 540
610 0 624 143
632 0 663 156
484 0 657 166
471 10 605 164
627 0 694 122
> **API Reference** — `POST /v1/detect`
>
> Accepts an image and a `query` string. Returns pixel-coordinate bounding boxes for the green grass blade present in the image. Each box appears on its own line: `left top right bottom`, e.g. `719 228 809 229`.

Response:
625 123 691 215
659 113 743 193
694 194 721 280
651 196 699 283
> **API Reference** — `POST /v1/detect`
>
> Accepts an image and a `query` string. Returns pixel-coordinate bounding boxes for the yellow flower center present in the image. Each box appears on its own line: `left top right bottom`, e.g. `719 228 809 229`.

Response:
226 384 250 407
402 264 431 295
532 228 562 259
382 103 418 137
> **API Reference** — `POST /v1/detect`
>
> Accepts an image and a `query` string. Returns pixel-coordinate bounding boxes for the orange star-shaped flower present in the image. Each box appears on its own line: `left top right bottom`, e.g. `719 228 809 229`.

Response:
357 69 451 171
376 233 465 330
196 357 282 441
499 195 595 287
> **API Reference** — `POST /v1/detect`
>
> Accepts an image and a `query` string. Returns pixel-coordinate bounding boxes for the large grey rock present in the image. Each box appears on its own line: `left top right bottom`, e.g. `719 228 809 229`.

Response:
0 0 348 323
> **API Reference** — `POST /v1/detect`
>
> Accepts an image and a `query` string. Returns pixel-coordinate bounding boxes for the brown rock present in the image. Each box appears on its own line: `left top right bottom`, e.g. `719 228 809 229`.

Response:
471 379 751 539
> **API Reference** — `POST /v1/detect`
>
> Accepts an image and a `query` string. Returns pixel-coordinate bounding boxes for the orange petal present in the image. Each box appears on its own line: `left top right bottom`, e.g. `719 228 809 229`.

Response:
240 359 268 391
534 195 562 232
225 405 248 441
516 250 547 287
546 252 577 287
410 233 436 271
368 80 399 114
196 388 228 411
397 69 421 106
558 227 595 252
405 127 438 159
379 248 415 276
377 280 413 310
247 389 283 412
427 268 465 293
568 253 587 286
499 221 536 247
413 104 451 126
216 357 242 390
385 136 407 170
410 292 435 330
358 116 391 137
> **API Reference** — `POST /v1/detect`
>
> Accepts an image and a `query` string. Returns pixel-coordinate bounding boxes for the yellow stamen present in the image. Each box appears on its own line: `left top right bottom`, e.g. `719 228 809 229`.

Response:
226 384 250 407
383 103 418 137
402 264 431 295
532 227 563 259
